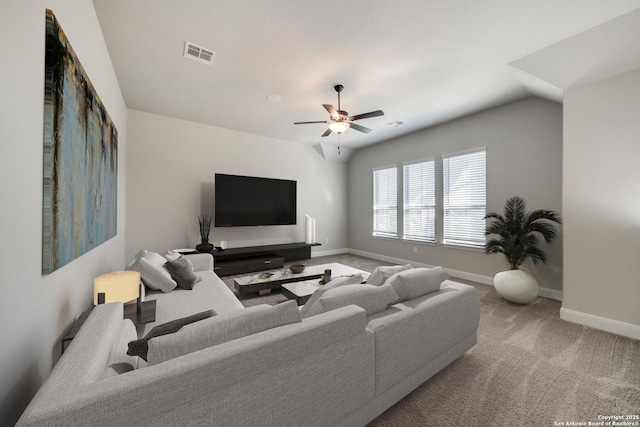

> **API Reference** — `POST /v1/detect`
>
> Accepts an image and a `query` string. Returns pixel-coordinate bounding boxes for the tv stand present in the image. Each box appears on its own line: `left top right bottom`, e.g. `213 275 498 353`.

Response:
208 242 320 277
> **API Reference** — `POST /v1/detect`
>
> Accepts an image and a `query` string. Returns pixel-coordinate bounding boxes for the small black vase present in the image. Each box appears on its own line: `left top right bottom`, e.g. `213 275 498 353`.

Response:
196 238 214 253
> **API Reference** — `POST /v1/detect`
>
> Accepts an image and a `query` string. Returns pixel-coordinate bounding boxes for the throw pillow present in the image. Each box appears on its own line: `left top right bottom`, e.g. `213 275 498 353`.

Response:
366 263 412 286
127 310 215 361
147 301 301 365
384 266 449 303
299 274 365 318
164 250 182 261
127 250 177 293
302 284 398 318
164 257 201 290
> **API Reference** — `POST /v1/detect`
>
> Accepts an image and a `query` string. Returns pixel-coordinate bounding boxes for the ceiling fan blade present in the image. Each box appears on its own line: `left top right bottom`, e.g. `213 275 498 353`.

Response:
294 120 329 125
323 104 339 118
321 128 333 137
349 110 384 121
349 122 372 133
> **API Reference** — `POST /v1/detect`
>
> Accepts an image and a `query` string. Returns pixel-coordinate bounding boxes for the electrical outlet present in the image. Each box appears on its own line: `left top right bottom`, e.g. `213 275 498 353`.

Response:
326 238 330 244
413 246 418 254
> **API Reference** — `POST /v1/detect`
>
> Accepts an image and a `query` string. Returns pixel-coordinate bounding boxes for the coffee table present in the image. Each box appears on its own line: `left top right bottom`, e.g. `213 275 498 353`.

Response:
233 262 368 298
280 263 370 306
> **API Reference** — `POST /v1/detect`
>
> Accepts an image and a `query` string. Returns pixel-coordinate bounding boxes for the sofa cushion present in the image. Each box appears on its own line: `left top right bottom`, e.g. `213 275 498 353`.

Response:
147 301 301 365
302 284 398 318
127 310 215 361
164 256 201 290
103 318 139 378
385 266 449 303
299 274 365 318
366 264 412 286
127 250 177 292
139 270 244 336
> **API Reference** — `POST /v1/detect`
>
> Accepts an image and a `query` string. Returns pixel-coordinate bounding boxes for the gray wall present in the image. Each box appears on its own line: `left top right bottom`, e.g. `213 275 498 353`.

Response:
562 68 640 336
348 97 563 294
126 110 349 261
0 1 127 425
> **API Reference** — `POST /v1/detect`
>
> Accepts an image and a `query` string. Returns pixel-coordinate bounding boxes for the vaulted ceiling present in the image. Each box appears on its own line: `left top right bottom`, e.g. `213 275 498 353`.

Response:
93 0 640 150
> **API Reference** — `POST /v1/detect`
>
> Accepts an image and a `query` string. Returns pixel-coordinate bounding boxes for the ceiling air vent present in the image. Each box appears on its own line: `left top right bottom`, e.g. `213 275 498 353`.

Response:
183 41 216 65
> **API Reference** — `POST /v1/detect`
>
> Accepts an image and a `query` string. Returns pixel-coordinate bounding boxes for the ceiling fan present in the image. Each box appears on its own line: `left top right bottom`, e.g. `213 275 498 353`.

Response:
294 84 384 137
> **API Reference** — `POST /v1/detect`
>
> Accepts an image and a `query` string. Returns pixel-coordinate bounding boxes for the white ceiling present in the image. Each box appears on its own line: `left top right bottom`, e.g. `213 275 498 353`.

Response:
92 0 640 150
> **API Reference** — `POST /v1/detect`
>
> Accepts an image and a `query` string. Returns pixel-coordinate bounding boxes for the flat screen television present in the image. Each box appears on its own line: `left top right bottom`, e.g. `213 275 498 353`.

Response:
215 173 297 227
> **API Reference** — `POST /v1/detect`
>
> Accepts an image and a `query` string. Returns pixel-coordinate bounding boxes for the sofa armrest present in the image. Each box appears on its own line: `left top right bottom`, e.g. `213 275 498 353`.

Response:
183 253 213 271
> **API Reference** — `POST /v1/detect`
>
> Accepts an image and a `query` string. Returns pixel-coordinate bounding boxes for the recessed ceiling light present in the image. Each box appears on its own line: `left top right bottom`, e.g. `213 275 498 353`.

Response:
267 94 282 103
386 120 405 128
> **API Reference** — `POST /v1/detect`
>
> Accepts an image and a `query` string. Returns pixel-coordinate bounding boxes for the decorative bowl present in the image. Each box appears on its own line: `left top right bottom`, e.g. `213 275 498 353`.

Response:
289 264 305 274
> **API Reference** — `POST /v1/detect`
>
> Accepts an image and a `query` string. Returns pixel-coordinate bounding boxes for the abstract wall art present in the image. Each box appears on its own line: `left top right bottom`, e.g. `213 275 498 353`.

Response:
42 9 118 274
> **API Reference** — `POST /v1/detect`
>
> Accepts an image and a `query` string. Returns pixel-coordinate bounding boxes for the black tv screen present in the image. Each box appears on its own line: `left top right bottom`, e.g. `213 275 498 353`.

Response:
215 174 297 227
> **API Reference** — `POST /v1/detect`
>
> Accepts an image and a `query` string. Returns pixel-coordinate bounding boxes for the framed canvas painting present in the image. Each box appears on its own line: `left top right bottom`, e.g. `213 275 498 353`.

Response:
42 9 118 274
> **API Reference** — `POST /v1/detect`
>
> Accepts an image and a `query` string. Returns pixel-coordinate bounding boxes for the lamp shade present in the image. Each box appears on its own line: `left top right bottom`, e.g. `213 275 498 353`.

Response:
93 271 141 305
328 121 350 134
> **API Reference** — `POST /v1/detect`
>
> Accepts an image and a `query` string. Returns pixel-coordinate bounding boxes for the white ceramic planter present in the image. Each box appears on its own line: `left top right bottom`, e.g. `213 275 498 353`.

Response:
494 269 539 304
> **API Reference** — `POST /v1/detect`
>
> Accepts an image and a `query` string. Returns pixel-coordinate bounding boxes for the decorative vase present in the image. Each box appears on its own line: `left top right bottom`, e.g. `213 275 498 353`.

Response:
196 238 214 253
494 269 539 304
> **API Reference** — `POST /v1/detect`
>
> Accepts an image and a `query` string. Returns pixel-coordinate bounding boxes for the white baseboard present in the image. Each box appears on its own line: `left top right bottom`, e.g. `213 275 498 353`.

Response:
560 308 640 340
347 248 563 301
311 247 350 258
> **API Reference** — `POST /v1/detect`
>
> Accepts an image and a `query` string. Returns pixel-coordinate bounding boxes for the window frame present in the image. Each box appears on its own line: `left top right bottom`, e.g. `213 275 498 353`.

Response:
402 158 436 244
372 165 398 239
441 147 487 249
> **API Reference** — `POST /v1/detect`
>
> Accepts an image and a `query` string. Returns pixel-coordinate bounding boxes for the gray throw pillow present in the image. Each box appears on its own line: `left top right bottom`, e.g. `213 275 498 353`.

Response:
303 284 398 318
164 257 201 290
384 266 449 303
299 274 365 318
127 310 215 361
366 263 412 286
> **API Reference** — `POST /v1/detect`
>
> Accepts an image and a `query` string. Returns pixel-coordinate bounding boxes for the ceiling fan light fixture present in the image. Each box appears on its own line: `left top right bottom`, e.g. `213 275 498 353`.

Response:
328 121 350 134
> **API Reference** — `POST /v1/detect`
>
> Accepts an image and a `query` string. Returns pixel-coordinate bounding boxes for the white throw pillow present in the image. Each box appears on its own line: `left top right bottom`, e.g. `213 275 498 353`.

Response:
300 274 365 318
303 284 398 318
366 264 412 286
164 250 182 261
127 250 177 293
384 266 449 303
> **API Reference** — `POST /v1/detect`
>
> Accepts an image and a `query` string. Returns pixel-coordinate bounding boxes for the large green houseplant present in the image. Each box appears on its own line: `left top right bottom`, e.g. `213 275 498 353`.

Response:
485 196 562 303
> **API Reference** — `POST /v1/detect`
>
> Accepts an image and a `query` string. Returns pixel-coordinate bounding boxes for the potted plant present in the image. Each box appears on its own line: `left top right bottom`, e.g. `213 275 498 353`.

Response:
485 196 562 304
196 214 213 252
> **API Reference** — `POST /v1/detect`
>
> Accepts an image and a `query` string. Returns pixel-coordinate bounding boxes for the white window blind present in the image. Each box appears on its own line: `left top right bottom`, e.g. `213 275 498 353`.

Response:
373 166 398 238
403 159 435 242
442 148 486 247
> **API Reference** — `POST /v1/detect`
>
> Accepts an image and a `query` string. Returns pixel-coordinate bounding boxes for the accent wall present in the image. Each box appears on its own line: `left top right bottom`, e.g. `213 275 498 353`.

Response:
348 97 563 297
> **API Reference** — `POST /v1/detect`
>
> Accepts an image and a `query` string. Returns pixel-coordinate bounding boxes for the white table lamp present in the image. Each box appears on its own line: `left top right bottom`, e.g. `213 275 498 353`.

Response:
94 271 141 312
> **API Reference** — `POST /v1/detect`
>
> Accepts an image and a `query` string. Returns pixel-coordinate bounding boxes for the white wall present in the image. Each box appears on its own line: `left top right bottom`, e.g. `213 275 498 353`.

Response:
0 1 127 424
562 68 640 339
126 110 348 261
348 97 563 295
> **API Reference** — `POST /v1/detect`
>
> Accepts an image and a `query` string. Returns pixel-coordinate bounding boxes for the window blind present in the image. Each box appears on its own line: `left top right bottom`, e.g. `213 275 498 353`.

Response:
373 166 398 238
403 159 435 242
442 148 486 247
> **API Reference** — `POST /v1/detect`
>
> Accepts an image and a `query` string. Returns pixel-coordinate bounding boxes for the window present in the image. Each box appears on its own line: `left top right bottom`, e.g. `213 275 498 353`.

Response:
403 159 435 242
442 148 486 248
373 166 398 238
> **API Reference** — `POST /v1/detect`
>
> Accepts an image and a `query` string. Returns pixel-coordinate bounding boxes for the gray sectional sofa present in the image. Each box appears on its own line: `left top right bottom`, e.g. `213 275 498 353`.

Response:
17 254 480 427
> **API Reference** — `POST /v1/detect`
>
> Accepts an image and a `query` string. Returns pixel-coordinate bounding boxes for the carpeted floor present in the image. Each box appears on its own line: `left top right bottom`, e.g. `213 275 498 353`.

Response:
222 254 640 427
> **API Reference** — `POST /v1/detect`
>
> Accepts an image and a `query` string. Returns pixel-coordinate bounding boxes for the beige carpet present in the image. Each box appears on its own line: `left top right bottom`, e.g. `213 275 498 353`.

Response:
223 254 640 427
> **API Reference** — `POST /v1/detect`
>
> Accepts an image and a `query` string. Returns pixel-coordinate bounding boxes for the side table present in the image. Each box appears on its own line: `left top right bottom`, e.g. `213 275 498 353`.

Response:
62 300 156 353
